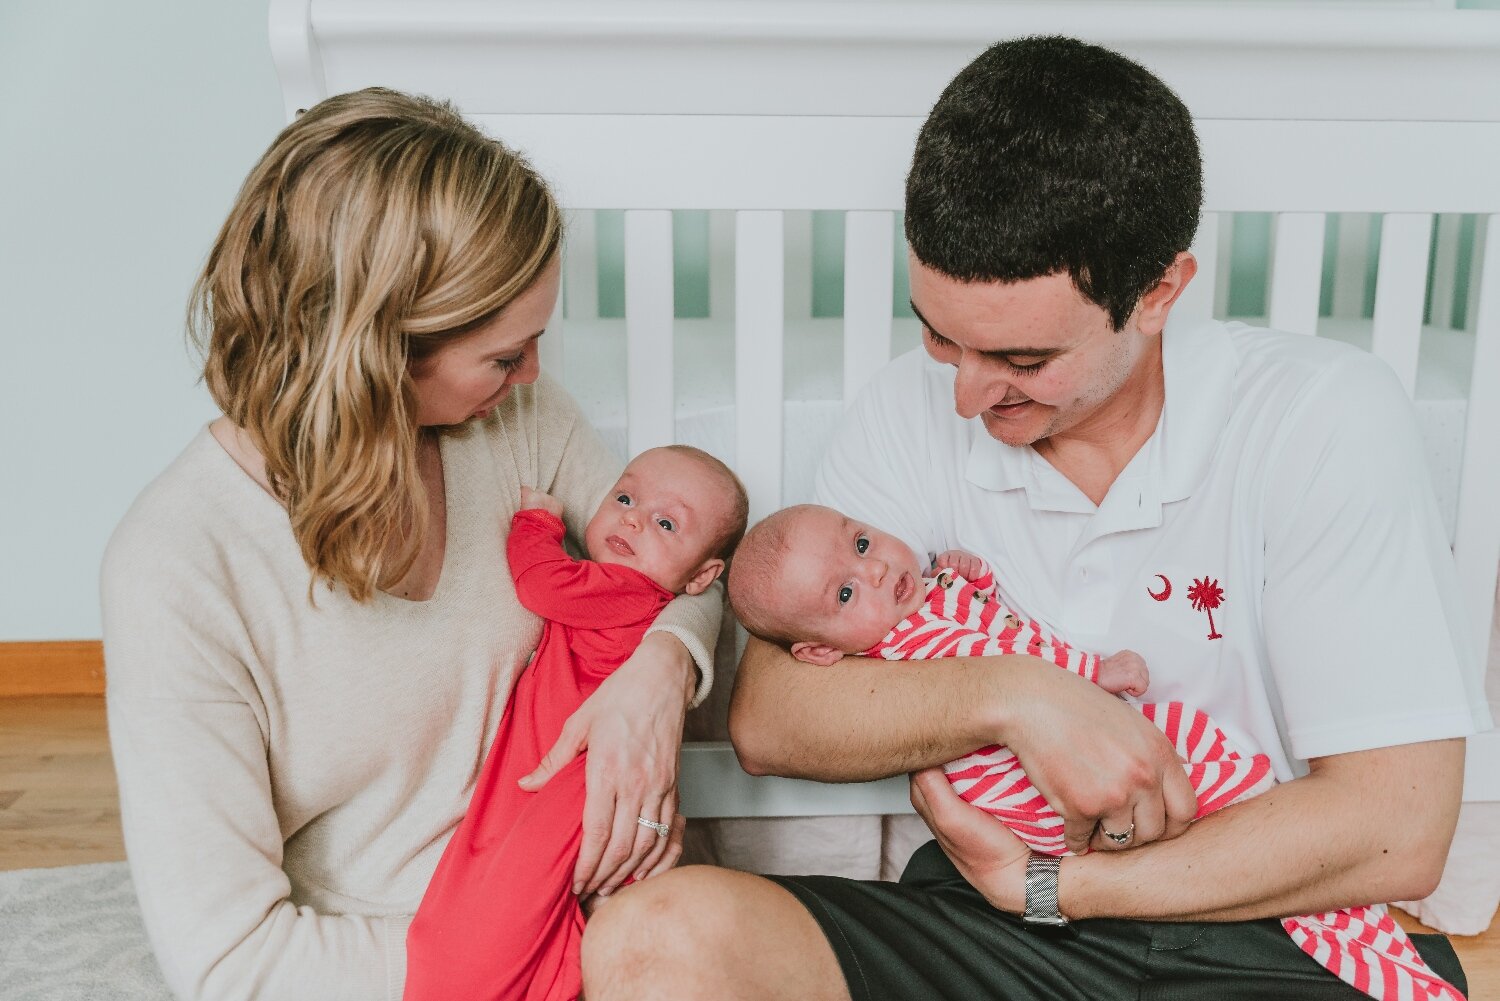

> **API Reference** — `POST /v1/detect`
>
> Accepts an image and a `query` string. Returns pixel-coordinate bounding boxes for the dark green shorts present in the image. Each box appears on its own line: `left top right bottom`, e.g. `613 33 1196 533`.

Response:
768 841 1467 1001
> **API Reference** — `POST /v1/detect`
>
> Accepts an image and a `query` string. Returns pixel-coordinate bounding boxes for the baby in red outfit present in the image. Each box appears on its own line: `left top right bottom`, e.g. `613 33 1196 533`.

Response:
405 445 748 1001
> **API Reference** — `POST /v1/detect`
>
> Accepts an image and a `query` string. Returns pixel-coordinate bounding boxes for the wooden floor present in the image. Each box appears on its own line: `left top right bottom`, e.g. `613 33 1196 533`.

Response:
0 696 124 870
2 695 1497 997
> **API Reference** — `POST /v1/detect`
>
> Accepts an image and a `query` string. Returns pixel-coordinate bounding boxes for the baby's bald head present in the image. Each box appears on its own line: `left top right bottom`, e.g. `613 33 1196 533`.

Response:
728 503 927 662
726 505 819 646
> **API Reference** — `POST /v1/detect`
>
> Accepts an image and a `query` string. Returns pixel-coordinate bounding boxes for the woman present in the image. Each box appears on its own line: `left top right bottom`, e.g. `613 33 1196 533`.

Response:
100 88 721 1001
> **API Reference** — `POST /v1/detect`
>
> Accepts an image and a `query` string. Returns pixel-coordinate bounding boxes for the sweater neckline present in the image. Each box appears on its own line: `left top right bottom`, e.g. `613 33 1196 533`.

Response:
195 423 472 608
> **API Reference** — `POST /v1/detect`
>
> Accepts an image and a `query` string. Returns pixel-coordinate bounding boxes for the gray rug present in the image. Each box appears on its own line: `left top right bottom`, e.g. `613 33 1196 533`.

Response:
0 862 170 1000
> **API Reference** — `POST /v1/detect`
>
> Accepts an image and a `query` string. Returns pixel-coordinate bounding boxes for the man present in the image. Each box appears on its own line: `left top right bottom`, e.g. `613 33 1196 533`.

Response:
580 35 1490 1000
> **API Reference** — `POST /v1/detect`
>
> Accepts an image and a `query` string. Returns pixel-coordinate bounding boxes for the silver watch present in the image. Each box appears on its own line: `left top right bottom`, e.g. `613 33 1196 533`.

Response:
1022 852 1069 928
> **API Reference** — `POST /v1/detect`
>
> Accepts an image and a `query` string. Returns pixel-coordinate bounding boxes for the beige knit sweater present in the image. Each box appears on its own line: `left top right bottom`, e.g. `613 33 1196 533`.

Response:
101 375 721 1001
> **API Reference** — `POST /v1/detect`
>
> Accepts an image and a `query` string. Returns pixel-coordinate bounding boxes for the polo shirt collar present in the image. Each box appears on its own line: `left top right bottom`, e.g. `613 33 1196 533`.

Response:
1156 316 1236 503
962 317 1236 510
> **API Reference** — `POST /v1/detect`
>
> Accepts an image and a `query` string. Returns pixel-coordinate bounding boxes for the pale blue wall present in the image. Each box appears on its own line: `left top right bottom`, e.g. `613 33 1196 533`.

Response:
0 0 284 640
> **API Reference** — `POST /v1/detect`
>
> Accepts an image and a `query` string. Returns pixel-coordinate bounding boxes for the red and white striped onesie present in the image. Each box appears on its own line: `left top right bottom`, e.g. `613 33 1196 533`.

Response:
862 565 1463 1001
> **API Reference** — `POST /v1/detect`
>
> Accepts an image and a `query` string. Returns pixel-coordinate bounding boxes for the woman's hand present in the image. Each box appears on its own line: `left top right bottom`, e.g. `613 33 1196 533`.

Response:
580 812 687 916
518 631 696 896
909 768 1031 912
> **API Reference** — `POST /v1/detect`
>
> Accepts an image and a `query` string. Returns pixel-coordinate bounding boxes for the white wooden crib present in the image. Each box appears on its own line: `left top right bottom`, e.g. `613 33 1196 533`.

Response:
269 0 1500 824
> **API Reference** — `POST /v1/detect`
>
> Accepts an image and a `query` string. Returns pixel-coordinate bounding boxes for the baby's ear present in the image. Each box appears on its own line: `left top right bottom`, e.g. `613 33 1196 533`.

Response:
682 558 725 596
790 641 845 667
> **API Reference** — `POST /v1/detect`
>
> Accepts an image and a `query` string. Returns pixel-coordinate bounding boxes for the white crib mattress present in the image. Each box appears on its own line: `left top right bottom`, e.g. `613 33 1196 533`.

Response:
555 316 1475 540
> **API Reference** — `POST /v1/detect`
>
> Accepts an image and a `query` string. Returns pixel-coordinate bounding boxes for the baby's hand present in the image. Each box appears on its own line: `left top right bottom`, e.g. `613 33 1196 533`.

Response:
520 486 565 520
1098 650 1150 698
933 549 986 582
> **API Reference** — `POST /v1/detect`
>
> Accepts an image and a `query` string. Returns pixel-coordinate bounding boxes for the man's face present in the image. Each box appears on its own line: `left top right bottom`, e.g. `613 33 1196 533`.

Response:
908 255 1156 448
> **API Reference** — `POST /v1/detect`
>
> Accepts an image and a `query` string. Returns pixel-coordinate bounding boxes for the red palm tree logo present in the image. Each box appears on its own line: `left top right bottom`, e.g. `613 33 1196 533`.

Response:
1187 577 1225 640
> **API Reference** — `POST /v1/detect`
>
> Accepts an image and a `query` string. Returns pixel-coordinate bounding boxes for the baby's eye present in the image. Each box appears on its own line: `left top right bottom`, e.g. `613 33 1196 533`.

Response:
855 534 870 555
656 517 676 532
615 493 633 506
837 584 854 605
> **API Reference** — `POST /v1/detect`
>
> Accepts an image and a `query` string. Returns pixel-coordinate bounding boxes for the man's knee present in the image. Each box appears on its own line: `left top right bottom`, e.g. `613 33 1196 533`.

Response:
581 866 740 993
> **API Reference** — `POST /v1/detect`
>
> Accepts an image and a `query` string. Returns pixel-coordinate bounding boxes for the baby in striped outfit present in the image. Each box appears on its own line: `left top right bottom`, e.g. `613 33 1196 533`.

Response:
727 503 1463 1001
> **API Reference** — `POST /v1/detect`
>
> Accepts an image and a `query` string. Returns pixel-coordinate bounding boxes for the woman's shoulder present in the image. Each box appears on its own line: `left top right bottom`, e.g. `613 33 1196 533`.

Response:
102 426 276 589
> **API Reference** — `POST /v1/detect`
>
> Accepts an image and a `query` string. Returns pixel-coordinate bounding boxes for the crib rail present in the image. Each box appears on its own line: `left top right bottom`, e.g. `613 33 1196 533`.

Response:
273 1 1500 123
273 0 1500 806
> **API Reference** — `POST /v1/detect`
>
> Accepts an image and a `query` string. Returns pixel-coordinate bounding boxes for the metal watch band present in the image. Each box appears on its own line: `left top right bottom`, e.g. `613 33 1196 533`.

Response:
1022 851 1069 927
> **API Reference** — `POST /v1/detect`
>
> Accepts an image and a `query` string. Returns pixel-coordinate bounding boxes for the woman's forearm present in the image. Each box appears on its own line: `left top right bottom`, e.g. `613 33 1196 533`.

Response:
727 637 1029 781
648 585 723 709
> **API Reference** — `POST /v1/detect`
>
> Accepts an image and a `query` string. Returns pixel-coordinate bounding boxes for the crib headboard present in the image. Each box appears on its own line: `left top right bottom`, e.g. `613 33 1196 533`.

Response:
270 0 1500 809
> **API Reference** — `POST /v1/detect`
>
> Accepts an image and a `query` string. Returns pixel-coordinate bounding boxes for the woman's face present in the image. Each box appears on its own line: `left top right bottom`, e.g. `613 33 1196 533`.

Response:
408 257 561 427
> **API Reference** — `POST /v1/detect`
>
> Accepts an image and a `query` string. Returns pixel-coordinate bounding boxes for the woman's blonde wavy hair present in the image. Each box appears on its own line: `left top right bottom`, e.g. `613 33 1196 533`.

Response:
190 87 561 602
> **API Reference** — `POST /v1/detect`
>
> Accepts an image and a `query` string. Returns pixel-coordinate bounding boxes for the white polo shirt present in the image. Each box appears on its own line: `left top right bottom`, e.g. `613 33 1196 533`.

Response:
815 319 1492 780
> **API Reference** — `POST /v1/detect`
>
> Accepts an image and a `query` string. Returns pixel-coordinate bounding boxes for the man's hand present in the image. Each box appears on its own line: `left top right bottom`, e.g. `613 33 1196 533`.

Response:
1097 650 1150 698
910 769 1031 912
1004 666 1197 854
520 485 566 520
933 549 986 581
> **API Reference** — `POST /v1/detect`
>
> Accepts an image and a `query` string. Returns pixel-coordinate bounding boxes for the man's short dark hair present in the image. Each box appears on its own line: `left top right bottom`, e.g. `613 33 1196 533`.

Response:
905 35 1203 330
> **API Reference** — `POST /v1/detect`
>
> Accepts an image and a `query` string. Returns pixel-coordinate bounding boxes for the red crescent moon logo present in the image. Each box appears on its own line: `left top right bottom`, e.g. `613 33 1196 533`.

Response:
1148 575 1172 602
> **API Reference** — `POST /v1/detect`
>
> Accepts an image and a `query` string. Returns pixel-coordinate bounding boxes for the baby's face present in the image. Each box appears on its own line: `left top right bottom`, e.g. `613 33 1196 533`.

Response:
585 448 728 594
774 506 926 654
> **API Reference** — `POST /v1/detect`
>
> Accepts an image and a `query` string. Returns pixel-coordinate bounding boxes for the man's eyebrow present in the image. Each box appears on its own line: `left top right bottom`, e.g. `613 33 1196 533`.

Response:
908 300 1060 359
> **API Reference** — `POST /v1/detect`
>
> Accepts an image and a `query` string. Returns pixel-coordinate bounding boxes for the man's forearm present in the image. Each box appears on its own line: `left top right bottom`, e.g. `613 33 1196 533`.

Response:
727 636 1031 781
1059 739 1465 921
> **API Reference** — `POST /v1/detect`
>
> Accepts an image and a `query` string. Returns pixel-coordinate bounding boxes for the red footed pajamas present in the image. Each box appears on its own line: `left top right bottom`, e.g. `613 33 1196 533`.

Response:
403 509 673 1001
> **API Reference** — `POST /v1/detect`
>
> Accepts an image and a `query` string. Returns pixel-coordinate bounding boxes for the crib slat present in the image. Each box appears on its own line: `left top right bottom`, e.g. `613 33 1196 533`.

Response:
1465 217 1488 334
1430 214 1462 329
1214 213 1236 320
563 209 599 320
1174 213 1219 328
842 210 895 405
708 210 735 321
624 210 675 454
784 210 814 320
1330 213 1372 319
735 211 786 524
1267 212 1327 335
1370 213 1432 397
1453 213 1500 667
